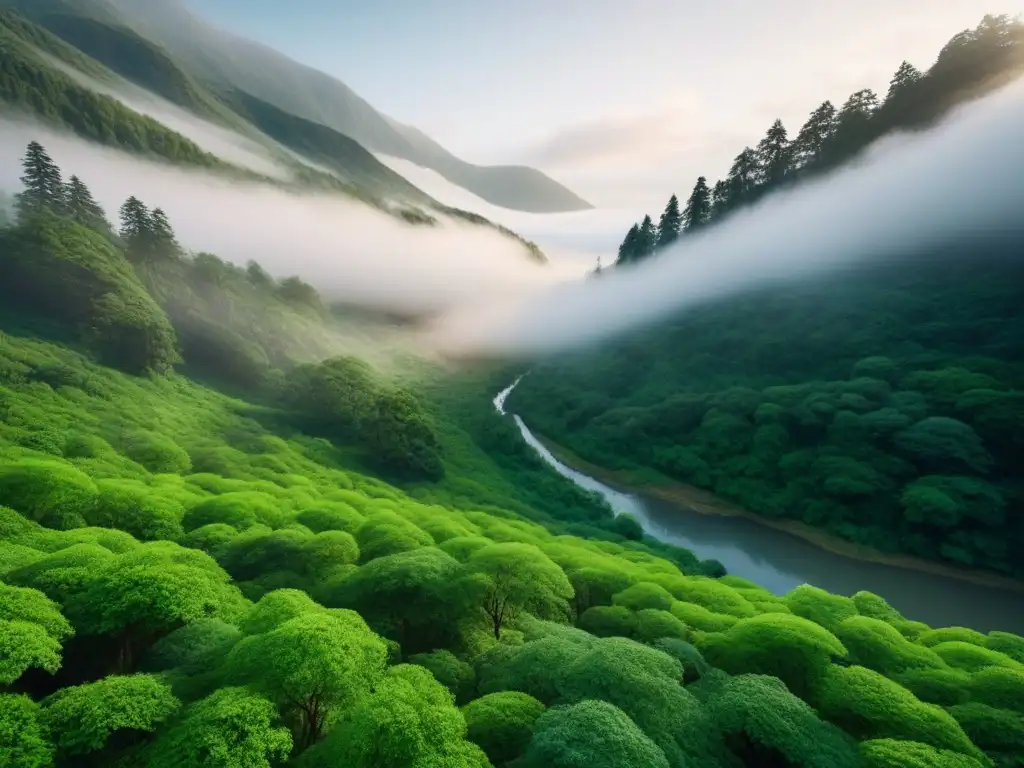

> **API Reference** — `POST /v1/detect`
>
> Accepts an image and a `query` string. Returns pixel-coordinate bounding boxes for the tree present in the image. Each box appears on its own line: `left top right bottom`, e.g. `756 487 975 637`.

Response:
148 208 180 261
145 687 292 768
519 700 670 768
64 176 108 234
710 179 731 219
756 119 792 185
0 582 74 684
791 101 837 170
225 611 388 750
462 691 546 766
297 664 488 768
465 543 573 639
829 89 880 159
0 694 53 768
656 194 682 249
634 215 657 261
65 545 247 673
39 674 179 762
616 224 641 265
119 196 152 262
321 547 470 653
886 61 923 102
366 389 444 481
16 141 64 219
725 148 761 204
682 177 712 232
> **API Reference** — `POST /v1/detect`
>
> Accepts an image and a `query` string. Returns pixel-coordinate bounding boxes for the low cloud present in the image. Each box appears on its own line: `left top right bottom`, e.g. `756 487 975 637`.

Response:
431 78 1024 359
0 119 581 316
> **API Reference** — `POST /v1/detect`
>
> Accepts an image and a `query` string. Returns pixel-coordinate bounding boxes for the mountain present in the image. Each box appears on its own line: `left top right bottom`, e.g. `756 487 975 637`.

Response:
78 0 592 213
509 15 1024 582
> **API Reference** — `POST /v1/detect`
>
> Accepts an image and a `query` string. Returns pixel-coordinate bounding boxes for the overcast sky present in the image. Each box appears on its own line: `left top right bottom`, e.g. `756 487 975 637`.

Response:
191 1 1020 208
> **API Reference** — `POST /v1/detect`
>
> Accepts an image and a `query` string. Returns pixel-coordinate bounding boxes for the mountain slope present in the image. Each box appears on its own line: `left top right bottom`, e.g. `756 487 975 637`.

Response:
99 0 593 213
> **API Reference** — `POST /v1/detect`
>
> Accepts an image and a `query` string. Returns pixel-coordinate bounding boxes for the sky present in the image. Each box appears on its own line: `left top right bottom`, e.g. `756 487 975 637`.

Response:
187 0 1022 209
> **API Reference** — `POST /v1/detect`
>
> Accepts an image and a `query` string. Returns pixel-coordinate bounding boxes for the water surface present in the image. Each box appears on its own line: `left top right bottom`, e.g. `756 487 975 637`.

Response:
495 380 1024 634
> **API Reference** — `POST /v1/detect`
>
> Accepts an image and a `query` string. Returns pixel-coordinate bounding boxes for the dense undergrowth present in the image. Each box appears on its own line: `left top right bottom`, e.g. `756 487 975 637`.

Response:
0 57 1023 768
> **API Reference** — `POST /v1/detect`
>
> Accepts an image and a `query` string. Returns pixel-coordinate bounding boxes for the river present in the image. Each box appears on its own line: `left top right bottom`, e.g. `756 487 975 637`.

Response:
495 378 1024 635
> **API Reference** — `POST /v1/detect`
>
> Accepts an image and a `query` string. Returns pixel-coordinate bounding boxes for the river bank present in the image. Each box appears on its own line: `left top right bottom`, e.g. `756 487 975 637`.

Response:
534 431 1024 596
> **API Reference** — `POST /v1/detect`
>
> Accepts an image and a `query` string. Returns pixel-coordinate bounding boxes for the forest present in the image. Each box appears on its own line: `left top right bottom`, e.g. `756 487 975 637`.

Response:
0 131 1023 768
512 14 1024 581
609 14 1024 265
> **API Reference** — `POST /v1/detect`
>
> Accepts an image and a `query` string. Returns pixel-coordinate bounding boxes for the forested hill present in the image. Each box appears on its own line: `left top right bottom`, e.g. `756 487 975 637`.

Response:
509 14 1024 582
2 130 1024 766
611 14 1024 265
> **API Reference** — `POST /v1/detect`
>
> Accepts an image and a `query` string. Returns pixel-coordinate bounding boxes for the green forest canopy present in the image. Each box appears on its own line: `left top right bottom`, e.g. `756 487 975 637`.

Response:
0 12 1022 768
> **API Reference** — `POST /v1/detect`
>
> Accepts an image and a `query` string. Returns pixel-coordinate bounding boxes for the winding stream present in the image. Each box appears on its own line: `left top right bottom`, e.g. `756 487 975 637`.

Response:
495 378 1024 634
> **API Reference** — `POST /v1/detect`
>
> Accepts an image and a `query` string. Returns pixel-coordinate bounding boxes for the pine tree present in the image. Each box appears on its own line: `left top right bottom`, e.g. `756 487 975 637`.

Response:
149 207 181 260
885 61 923 102
616 224 640 266
710 179 731 220
792 101 837 170
119 196 153 262
756 119 792 185
16 141 64 219
726 148 760 204
65 175 108 233
682 176 711 232
656 194 682 249
636 215 657 261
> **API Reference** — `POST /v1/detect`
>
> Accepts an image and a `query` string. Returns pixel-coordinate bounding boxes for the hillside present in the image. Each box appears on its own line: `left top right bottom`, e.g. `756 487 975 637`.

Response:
91 0 593 213
1 130 1023 768
510 15 1024 582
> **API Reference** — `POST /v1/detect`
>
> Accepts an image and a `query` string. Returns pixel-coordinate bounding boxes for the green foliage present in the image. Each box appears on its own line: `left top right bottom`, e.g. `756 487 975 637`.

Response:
462 691 545 765
296 664 488 767
40 674 178 757
0 215 179 373
145 687 292 768
816 665 985 759
0 458 98 529
700 613 846 699
409 649 476 704
225 611 388 748
694 673 860 767
519 699 670 768
0 694 52 768
860 738 989 768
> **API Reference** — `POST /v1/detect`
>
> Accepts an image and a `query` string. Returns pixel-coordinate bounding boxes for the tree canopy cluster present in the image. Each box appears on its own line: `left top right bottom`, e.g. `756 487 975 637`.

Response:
0 11 1022 768
0 325 1021 768
612 14 1023 266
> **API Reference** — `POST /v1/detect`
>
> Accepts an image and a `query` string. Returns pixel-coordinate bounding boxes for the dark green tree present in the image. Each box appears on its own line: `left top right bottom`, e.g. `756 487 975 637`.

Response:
119 196 152 262
886 61 923 102
756 119 792 185
148 207 181 261
791 101 837 170
64 176 108 233
635 215 657 261
725 148 760 204
616 224 641 265
710 179 731 219
683 176 712 232
16 141 64 219
656 194 682 249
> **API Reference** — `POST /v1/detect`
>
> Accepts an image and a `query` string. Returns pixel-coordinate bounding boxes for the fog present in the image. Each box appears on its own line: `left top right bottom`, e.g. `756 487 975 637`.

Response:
430 79 1024 359
0 119 584 315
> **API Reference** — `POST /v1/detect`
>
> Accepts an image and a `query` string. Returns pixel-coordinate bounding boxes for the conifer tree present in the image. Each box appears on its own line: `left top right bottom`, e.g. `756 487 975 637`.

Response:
656 194 682 249
682 176 711 232
710 179 731 220
885 61 923 102
65 175 109 233
149 207 181 260
120 196 153 262
726 148 760 204
792 101 837 170
16 141 64 219
756 119 792 185
636 215 657 261
616 224 640 266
